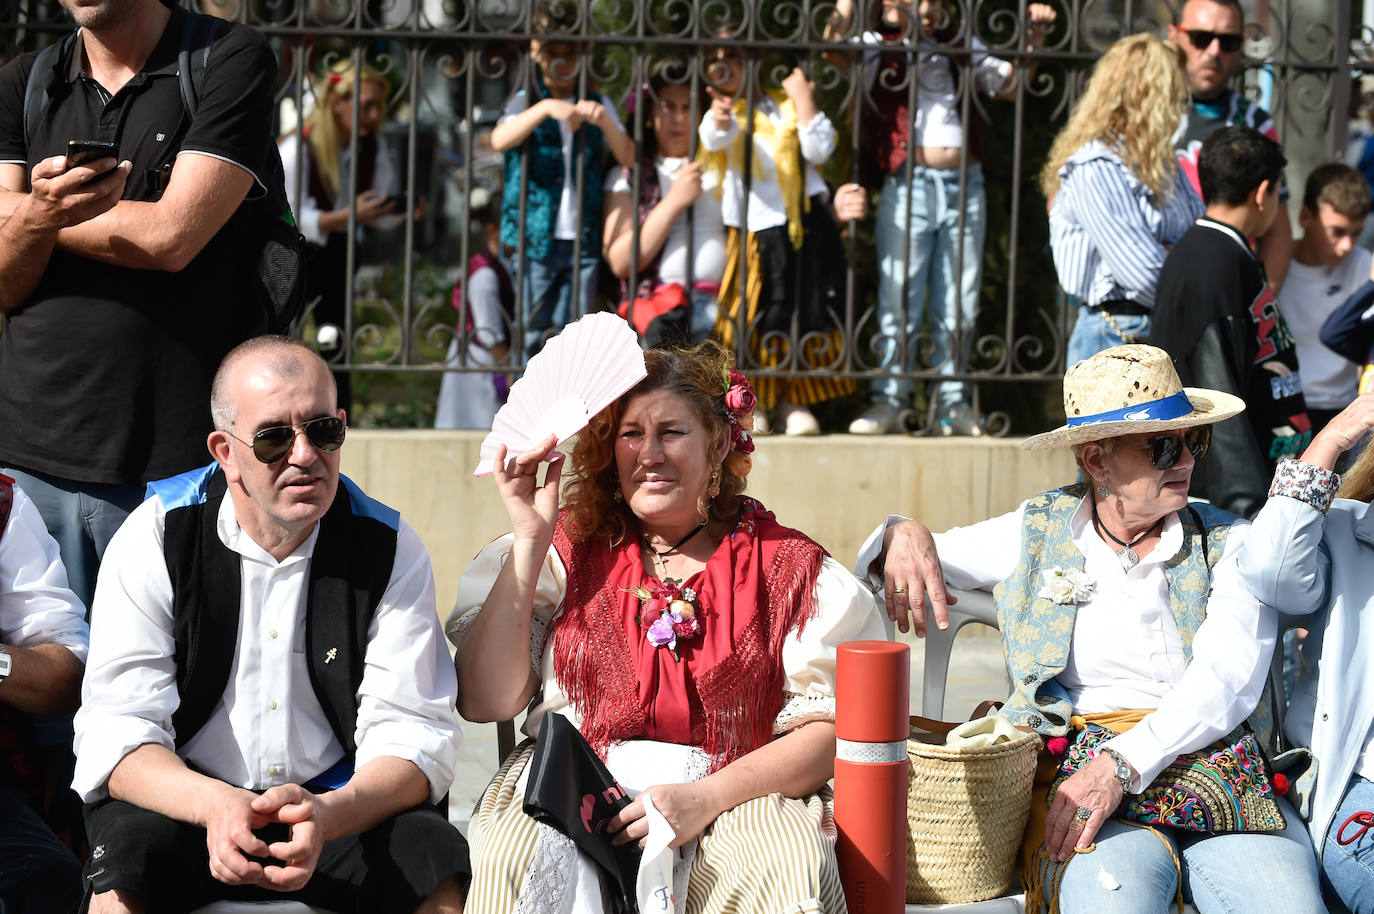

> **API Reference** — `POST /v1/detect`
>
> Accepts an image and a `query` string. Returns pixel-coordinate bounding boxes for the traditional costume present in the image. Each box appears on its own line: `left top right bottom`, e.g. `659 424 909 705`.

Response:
449 498 883 913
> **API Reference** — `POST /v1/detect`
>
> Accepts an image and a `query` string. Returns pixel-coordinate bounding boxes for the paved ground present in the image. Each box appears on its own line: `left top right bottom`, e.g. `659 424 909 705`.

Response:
447 624 1011 832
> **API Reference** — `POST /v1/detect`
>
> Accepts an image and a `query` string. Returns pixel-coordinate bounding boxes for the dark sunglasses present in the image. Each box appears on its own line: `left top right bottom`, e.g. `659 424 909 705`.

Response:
1184 29 1244 54
230 416 346 464
1127 427 1211 470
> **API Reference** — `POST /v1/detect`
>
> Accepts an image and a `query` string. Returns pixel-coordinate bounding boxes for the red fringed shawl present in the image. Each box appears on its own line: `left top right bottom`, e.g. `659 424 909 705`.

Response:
551 498 827 771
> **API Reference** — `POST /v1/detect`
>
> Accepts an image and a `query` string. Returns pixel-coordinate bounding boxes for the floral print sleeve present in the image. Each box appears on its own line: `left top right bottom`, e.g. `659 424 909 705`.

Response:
1269 458 1341 514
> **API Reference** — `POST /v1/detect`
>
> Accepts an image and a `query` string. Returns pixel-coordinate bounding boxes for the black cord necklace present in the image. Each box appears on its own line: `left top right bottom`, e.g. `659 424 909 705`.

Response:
1091 500 1163 572
644 524 706 558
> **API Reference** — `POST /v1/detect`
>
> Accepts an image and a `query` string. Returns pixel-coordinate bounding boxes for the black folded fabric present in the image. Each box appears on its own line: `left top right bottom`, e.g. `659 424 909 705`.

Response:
523 713 642 912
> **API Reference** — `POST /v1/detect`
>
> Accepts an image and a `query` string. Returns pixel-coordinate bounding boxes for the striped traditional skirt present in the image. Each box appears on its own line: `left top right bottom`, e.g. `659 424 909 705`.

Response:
714 217 857 413
466 741 848 914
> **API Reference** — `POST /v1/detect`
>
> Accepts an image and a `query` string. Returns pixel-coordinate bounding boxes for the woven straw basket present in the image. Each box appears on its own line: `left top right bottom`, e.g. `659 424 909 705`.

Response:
905 719 1038 904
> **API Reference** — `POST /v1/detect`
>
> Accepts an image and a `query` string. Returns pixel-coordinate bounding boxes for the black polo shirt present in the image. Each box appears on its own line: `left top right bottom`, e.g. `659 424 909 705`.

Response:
0 8 275 485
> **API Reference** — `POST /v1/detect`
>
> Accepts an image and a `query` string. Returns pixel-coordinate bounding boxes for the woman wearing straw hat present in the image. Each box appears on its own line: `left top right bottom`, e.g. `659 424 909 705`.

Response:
857 345 1324 913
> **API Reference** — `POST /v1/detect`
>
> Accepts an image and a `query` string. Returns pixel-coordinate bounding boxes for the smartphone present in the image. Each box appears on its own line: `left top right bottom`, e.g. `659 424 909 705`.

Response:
383 194 407 209
66 140 119 184
66 139 118 168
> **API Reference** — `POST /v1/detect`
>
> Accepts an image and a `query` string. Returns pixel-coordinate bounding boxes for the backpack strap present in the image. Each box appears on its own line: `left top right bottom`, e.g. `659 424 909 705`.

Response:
176 11 225 120
22 32 78 151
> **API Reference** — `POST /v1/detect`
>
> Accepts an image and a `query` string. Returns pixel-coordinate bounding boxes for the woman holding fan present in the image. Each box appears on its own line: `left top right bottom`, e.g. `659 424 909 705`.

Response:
448 340 882 912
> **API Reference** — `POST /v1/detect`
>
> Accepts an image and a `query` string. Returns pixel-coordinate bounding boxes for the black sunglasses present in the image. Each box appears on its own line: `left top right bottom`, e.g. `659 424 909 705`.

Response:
1184 29 1244 54
230 416 346 464
1127 427 1211 470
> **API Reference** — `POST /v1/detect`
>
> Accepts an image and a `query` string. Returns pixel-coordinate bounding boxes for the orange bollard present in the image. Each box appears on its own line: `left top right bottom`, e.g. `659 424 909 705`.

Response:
835 640 910 914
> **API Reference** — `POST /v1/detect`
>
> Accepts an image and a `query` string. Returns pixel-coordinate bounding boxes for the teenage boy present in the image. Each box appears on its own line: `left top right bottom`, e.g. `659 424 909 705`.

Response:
1279 164 1372 434
1152 125 1311 520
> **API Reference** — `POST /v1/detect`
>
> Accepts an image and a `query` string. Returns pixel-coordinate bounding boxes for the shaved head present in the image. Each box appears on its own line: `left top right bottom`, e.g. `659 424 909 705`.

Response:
210 335 335 431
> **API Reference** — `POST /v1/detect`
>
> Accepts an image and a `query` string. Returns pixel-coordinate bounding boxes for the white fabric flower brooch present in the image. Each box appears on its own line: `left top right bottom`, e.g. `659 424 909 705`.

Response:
1037 566 1095 604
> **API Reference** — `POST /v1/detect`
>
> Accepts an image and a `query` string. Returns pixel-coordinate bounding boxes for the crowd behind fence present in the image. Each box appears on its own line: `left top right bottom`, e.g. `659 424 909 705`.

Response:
1 0 1368 433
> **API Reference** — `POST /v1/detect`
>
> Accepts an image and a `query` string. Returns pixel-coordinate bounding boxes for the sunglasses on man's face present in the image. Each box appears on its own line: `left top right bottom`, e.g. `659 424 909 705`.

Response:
231 416 346 464
1184 28 1244 54
1127 427 1211 471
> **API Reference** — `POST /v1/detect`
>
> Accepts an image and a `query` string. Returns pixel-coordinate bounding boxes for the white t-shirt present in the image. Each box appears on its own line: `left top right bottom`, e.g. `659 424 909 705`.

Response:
500 90 625 240
859 31 1012 149
1280 247 1372 410
608 157 727 286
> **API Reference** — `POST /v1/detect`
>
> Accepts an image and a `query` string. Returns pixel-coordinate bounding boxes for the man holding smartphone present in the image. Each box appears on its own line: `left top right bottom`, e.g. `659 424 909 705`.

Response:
0 0 278 615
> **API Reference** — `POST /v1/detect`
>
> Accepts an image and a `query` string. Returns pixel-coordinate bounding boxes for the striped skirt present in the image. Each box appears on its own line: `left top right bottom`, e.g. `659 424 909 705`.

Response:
715 222 856 412
466 741 848 914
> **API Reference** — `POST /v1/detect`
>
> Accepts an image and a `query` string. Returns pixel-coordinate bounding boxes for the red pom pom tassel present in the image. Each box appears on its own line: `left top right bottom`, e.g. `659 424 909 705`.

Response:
1272 772 1290 795
1047 736 1069 756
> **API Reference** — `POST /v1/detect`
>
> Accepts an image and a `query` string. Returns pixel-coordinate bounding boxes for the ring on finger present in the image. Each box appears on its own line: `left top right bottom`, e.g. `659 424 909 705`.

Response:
892 586 907 594
1072 805 1092 824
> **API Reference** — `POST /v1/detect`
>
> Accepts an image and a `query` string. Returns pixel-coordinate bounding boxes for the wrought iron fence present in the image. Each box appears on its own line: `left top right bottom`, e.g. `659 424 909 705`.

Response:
1 0 1366 431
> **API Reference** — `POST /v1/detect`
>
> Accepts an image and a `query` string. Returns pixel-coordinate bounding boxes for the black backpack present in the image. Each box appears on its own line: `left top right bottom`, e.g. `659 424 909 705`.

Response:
21 12 307 335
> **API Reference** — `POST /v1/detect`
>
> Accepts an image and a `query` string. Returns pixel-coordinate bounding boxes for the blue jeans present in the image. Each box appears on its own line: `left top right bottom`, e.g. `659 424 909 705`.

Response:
2 466 144 615
1066 306 1150 368
870 164 986 414
1322 774 1374 913
1049 796 1323 913
515 240 599 357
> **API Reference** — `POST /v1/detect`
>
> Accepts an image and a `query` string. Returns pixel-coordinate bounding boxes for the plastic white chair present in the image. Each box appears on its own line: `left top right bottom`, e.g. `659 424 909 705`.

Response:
917 587 1000 720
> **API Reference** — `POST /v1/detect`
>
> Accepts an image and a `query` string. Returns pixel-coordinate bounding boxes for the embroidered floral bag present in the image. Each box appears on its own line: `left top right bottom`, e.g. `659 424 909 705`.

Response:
1052 722 1286 833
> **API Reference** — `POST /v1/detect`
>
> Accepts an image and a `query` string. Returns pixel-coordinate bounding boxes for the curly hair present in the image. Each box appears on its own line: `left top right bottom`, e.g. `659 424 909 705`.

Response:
1040 33 1188 201
562 341 749 545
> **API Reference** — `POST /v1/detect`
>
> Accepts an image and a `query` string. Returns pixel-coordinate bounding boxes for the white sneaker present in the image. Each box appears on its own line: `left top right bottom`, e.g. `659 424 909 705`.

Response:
938 404 984 437
779 402 820 436
848 401 902 435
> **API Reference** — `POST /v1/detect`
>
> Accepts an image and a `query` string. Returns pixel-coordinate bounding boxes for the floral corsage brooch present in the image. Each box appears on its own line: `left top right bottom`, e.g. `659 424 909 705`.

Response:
629 579 702 662
1037 566 1095 604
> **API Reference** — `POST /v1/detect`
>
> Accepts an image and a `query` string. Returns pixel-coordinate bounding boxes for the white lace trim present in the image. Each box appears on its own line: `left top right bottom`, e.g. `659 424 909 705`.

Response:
513 823 582 914
772 691 836 735
447 605 548 675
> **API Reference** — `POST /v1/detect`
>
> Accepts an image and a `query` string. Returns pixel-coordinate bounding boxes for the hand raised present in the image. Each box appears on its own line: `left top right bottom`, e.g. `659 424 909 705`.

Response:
492 435 564 545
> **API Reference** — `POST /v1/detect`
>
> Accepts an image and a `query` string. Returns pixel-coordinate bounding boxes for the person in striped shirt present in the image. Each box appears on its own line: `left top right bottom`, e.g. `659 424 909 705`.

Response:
1042 33 1204 369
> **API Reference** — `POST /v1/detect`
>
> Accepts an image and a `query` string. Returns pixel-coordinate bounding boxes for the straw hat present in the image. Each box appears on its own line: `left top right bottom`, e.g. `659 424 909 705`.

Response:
1021 344 1244 450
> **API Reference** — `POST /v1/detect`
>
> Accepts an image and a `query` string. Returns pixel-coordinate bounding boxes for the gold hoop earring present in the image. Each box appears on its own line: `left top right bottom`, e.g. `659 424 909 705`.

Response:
708 469 721 498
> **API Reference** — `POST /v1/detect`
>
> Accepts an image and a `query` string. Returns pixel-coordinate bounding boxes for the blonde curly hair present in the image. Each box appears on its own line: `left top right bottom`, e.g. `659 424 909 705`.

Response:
1040 33 1188 201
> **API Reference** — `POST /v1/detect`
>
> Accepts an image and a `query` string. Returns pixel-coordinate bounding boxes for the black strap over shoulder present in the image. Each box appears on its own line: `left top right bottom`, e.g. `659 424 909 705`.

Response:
176 11 225 119
22 33 77 150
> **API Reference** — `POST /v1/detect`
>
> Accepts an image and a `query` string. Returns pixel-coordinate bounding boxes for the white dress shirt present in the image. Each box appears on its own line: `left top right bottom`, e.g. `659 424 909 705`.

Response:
697 96 835 232
74 488 460 804
0 485 89 661
855 497 1274 789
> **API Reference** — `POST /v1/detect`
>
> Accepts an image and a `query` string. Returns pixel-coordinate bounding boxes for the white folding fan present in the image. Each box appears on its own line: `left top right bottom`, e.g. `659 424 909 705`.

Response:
473 312 647 475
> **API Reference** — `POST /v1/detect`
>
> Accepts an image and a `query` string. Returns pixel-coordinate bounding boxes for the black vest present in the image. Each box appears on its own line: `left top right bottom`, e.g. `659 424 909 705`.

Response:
159 468 398 755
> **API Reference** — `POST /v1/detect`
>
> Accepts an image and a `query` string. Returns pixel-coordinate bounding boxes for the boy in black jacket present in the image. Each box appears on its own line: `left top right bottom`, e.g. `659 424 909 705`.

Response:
1151 125 1311 518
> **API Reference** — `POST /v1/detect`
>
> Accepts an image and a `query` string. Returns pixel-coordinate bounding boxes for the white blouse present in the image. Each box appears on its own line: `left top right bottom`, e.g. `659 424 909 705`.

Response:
697 96 835 232
608 157 728 286
448 533 887 742
855 497 1275 789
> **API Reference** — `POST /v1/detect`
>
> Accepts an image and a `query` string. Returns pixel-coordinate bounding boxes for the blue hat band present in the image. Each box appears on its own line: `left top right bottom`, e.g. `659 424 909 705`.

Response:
1065 390 1194 428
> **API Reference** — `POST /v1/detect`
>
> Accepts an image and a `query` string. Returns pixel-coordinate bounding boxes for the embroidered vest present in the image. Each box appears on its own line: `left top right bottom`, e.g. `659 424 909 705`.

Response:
152 463 399 757
500 75 606 261
993 484 1276 752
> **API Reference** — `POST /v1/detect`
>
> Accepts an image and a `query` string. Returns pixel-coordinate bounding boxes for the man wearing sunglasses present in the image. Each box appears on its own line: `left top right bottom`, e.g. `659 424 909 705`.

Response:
1169 0 1294 291
72 337 469 914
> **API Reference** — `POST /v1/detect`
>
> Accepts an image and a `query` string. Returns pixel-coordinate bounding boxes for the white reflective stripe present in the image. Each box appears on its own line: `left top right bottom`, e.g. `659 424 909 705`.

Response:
835 737 907 764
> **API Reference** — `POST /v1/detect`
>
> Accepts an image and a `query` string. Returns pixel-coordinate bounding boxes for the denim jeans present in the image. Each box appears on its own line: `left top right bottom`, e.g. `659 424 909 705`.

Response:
870 163 986 414
1049 796 1323 914
1066 306 1150 368
2 466 144 615
1322 774 1374 913
514 239 599 357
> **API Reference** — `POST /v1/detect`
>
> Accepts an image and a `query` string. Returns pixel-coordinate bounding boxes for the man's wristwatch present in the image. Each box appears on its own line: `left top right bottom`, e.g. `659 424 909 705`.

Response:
1101 746 1133 795
0 645 11 683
